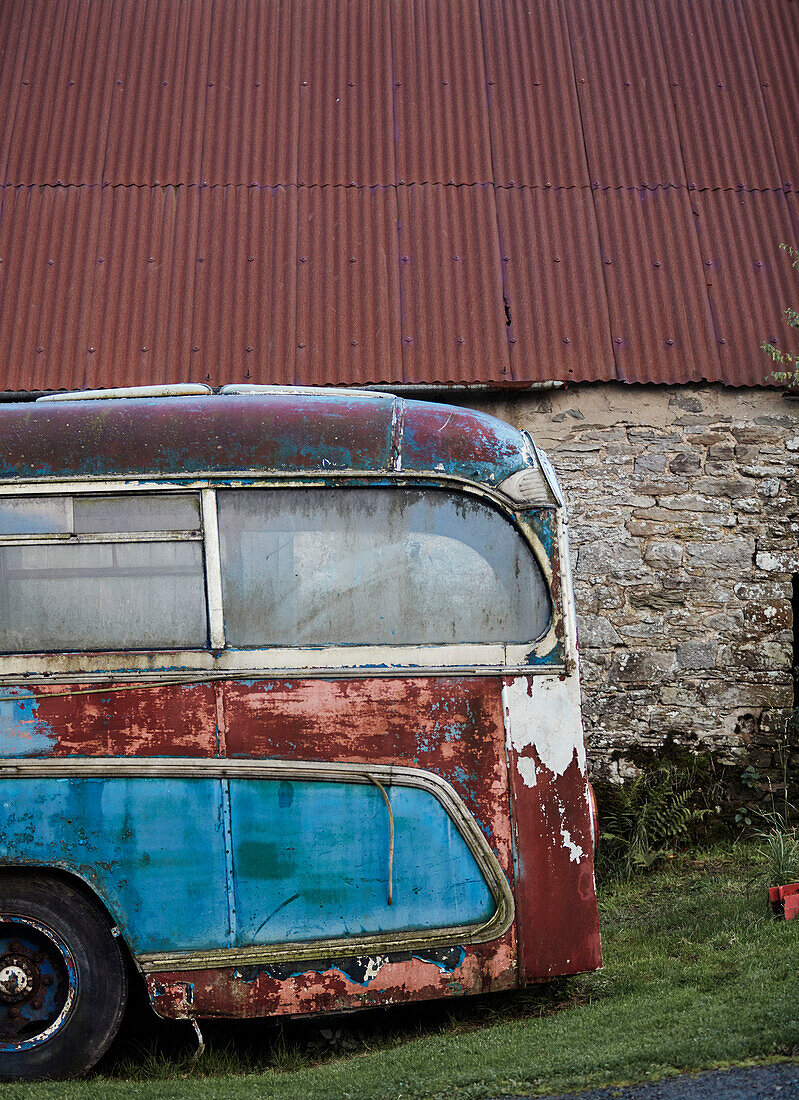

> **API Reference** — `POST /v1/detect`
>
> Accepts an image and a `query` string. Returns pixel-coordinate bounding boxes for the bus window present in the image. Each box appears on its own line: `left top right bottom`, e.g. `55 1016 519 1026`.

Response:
0 493 207 652
217 487 551 647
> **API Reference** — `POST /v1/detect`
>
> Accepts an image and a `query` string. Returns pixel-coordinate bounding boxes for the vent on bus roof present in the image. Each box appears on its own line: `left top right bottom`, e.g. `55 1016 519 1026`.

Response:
37 384 213 402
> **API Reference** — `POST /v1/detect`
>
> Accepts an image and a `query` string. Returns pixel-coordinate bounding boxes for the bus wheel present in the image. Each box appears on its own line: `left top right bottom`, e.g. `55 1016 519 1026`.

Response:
0 875 127 1080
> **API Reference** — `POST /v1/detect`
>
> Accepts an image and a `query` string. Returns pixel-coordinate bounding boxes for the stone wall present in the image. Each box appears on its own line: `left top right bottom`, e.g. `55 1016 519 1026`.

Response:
464 383 799 782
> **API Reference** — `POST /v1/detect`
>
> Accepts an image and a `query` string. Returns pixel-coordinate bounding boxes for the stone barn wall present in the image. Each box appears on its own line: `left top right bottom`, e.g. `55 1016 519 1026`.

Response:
462 383 799 784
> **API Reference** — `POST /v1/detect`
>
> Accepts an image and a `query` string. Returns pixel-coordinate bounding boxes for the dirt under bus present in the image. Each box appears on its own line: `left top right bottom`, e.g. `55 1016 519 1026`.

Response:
0 385 601 1080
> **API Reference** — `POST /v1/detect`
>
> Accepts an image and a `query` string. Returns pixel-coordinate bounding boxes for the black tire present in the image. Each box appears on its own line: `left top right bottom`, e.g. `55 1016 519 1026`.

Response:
0 874 127 1080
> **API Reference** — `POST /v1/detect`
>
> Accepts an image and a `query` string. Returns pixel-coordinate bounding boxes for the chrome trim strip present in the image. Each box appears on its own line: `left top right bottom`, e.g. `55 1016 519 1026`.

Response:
219 778 237 944
0 470 547 513
37 384 214 402
218 385 392 400
0 663 565 689
0 531 202 547
0 757 514 972
0 663 566 690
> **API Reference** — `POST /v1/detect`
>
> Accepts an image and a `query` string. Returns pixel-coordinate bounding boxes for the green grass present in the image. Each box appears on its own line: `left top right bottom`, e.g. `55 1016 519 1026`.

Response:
8 842 799 1099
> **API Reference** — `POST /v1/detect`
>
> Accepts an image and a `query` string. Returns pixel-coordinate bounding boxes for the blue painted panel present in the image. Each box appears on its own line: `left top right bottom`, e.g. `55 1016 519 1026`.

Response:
0 694 56 757
0 778 229 954
229 779 495 944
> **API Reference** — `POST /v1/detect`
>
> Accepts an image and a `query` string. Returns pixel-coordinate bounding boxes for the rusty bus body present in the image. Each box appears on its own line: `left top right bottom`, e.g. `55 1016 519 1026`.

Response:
0 386 600 1078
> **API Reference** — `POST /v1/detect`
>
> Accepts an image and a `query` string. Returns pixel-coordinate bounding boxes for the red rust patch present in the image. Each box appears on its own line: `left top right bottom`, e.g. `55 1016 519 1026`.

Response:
507 745 601 980
148 939 517 1021
27 681 219 757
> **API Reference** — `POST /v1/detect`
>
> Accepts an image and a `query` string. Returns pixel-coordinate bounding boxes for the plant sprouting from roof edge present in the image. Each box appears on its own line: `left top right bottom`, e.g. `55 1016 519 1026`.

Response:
762 242 799 388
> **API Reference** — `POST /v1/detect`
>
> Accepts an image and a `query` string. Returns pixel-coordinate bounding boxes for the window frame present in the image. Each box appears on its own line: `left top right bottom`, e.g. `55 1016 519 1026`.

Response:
0 475 560 678
214 483 553 650
0 488 209 654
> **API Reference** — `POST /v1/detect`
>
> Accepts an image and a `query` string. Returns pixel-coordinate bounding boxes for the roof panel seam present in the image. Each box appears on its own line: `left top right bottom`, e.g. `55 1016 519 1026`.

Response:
3 182 798 198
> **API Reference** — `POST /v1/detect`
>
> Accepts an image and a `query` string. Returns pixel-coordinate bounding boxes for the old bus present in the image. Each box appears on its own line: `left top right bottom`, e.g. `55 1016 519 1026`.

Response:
0 385 600 1079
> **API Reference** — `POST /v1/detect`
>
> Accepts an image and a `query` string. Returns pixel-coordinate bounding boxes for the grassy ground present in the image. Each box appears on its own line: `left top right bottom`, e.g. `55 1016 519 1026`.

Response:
8 842 799 1099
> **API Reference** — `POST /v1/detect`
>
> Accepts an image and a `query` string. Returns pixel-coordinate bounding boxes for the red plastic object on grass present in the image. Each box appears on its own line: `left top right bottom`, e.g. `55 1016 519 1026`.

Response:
768 883 799 919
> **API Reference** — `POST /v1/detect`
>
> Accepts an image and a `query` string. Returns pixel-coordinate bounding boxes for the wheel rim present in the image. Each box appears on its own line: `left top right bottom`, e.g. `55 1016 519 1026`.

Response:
0 916 77 1052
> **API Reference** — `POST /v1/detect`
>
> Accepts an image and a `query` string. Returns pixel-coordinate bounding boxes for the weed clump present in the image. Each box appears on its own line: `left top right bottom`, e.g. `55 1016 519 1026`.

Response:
592 744 728 880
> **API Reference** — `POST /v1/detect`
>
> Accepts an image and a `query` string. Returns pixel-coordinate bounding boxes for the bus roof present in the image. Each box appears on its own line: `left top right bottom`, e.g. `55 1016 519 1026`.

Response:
0 391 533 488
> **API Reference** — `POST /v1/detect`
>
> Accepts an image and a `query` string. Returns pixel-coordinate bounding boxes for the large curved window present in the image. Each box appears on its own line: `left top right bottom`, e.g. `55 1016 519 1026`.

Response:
217 488 550 646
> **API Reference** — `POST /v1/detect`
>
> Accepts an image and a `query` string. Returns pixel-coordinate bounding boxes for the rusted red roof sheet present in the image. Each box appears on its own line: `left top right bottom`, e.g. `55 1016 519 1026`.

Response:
203 0 301 187
88 185 200 387
192 186 297 385
298 0 396 188
693 190 799 388
495 188 613 383
0 185 102 391
296 186 403 384
0 0 120 187
592 188 722 385
480 0 590 189
397 185 511 384
393 0 493 186
566 0 686 190
0 0 797 391
655 0 782 192
104 0 214 188
744 0 799 194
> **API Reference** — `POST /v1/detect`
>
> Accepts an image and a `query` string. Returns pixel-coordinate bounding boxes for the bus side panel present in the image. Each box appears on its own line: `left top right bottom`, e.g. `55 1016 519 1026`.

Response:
147 942 514 1021
0 777 231 954
146 675 519 1021
0 682 219 758
503 675 602 980
222 676 514 888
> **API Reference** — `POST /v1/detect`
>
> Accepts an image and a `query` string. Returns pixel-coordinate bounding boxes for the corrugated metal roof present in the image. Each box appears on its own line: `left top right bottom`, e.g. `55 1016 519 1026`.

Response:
397 185 511 383
393 0 493 186
655 0 782 191
192 186 297 385
494 187 614 383
0 0 797 391
693 189 799 387
296 185 403 384
0 185 102 391
203 0 301 186
566 0 686 190
88 185 200 386
298 0 396 188
790 192 799 246
592 188 722 384
0 2 32 185
744 0 799 193
2 0 121 186
480 0 590 189
103 0 213 186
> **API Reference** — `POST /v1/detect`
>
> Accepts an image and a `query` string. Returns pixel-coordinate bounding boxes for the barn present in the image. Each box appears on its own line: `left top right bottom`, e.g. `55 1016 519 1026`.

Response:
0 0 797 785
